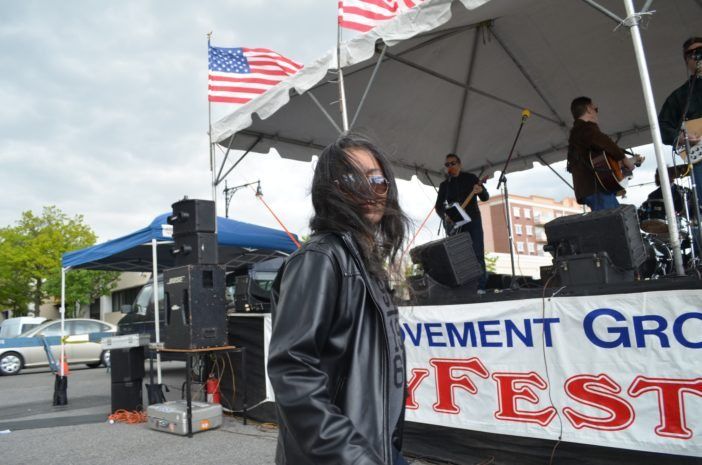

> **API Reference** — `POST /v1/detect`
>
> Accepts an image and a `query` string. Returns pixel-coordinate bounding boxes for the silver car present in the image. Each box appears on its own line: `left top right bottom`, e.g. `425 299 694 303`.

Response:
0 318 117 375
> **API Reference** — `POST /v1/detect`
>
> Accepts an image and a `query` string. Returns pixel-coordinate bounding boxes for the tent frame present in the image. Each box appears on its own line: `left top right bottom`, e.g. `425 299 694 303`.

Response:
212 0 688 275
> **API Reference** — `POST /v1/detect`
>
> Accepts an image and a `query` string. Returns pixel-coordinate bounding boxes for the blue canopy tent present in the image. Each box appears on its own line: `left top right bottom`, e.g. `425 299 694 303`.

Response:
58 212 299 385
62 213 299 272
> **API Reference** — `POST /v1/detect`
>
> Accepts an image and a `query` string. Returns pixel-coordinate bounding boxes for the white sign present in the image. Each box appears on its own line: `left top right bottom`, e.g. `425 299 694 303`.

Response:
400 290 702 457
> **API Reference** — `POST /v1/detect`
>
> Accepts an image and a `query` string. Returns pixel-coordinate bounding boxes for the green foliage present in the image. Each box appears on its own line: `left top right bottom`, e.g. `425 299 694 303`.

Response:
44 269 121 318
485 253 498 273
0 206 118 316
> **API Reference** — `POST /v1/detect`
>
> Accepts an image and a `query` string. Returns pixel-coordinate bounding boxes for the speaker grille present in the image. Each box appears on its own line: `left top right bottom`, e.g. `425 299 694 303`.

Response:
409 233 482 287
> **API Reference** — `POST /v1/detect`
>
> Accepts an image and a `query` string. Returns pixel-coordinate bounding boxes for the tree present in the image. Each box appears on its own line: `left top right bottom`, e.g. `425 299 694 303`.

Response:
45 269 121 318
0 206 119 316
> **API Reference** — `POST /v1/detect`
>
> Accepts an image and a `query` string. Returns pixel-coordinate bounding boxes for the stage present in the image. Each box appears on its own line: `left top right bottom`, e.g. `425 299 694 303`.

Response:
222 276 702 464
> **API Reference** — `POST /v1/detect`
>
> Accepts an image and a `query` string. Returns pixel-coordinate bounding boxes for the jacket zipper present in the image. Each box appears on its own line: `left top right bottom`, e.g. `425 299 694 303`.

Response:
341 234 392 464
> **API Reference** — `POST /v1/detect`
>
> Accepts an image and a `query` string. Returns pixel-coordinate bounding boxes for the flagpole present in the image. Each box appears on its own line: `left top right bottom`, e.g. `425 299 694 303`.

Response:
337 7 349 132
207 32 218 211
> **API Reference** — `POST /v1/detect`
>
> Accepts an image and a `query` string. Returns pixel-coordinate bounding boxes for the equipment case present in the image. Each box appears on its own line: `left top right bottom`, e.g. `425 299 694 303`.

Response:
147 400 223 435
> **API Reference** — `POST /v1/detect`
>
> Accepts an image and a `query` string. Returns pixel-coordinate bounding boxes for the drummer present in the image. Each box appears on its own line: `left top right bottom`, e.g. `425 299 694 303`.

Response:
646 171 686 215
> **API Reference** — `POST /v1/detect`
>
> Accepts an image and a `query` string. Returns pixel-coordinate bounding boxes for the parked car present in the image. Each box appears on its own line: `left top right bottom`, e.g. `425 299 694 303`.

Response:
0 317 47 338
0 318 117 375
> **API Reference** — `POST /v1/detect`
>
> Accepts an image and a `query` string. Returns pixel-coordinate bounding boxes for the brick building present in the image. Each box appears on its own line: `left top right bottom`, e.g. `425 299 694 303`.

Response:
479 194 584 277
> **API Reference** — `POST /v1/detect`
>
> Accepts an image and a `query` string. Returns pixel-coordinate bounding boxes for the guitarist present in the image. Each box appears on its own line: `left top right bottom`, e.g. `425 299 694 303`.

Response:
658 37 702 209
567 96 637 211
435 153 489 293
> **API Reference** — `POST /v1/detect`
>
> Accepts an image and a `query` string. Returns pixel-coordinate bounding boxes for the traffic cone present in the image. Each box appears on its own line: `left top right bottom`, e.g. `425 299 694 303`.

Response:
60 353 70 376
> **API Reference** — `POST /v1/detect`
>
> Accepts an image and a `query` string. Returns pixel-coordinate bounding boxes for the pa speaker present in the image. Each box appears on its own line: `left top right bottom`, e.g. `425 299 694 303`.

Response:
168 198 216 236
409 233 482 287
171 232 218 266
544 205 645 270
164 265 227 350
110 347 145 383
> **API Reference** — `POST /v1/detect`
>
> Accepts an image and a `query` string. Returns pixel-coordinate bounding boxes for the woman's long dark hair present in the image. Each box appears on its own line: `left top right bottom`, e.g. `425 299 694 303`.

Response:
310 134 409 279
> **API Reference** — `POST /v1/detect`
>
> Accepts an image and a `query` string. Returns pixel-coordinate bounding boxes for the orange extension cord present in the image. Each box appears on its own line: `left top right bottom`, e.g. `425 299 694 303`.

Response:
108 409 147 424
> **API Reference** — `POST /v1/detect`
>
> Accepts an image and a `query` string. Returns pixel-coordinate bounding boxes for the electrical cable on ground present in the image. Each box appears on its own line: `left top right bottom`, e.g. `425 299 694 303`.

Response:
541 273 563 465
108 409 147 424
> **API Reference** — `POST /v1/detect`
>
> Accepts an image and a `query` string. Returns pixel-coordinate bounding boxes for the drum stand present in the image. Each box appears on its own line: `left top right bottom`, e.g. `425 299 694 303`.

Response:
680 187 697 264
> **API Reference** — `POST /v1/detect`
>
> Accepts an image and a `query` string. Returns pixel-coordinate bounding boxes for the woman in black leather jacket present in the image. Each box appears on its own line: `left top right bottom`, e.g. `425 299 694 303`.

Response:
268 135 410 465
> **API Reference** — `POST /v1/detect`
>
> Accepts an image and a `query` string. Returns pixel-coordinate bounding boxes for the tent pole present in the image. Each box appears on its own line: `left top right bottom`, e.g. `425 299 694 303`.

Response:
351 44 387 129
536 155 574 191
151 239 162 384
60 267 66 377
208 33 218 209
308 92 343 133
337 19 349 132
453 28 481 153
621 0 684 276
581 0 625 25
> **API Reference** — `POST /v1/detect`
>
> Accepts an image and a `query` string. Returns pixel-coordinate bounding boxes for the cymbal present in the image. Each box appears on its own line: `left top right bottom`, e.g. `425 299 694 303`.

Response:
664 165 691 179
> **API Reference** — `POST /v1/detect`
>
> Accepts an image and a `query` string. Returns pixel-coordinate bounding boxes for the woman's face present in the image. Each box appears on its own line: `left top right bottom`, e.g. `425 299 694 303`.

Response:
345 147 388 225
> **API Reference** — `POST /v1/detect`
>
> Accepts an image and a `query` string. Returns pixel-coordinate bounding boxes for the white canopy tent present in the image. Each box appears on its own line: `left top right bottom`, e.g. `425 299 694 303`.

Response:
211 0 701 272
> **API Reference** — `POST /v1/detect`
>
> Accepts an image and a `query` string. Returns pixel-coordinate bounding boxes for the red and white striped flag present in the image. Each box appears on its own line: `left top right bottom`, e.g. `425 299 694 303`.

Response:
338 0 425 33
208 45 303 106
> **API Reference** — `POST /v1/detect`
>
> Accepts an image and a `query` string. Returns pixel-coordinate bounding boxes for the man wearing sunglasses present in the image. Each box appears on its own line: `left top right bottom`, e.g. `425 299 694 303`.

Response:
658 37 702 207
567 96 636 211
435 154 490 292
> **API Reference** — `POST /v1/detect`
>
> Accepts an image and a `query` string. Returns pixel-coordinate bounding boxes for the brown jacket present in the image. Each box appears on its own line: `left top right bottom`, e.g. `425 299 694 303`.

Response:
567 119 626 202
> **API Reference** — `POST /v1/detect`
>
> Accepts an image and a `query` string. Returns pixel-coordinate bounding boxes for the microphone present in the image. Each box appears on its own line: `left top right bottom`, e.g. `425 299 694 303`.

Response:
521 108 531 122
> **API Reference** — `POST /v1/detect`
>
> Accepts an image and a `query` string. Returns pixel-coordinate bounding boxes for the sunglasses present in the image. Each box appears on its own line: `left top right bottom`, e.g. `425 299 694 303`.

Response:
685 47 702 60
444 161 459 168
340 173 389 196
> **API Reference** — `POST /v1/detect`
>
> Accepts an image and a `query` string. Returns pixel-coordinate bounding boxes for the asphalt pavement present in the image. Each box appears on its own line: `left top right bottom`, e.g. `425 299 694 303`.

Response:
0 363 432 465
0 362 277 465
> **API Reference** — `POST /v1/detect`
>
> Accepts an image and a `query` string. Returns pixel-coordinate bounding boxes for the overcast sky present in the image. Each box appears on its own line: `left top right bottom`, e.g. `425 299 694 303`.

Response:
0 1 668 248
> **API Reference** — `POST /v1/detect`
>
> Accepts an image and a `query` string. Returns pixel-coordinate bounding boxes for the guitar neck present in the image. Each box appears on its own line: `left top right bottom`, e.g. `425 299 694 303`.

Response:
460 192 477 210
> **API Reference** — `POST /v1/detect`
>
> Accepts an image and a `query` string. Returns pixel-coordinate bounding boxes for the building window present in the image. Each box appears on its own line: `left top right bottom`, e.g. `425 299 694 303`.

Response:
513 207 521 217
527 242 535 254
516 241 524 253
526 225 533 236
524 209 531 219
515 224 523 235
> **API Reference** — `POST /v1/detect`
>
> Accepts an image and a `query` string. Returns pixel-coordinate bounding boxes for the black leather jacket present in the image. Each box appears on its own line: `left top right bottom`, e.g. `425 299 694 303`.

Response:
268 232 405 465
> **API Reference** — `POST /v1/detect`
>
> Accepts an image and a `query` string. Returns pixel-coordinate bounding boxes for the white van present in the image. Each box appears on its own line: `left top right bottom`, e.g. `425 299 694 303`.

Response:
0 317 47 338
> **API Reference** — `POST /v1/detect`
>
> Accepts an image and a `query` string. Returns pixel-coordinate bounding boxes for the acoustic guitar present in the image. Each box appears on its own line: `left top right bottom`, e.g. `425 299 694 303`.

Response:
589 151 644 196
678 117 702 165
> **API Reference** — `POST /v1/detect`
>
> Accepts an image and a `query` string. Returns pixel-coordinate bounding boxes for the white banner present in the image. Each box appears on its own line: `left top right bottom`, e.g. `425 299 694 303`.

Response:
400 289 702 457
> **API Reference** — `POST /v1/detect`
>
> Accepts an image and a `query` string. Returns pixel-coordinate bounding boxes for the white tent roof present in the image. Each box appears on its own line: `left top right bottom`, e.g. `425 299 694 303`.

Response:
212 0 701 183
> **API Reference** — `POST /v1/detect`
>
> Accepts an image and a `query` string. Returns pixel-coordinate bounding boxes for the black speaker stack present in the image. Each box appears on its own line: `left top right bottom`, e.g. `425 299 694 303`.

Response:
164 199 227 350
543 205 645 286
408 233 482 304
110 347 145 412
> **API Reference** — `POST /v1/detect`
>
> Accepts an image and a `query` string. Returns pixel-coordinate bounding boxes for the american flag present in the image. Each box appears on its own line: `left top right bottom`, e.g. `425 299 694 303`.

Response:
338 0 425 32
208 45 303 106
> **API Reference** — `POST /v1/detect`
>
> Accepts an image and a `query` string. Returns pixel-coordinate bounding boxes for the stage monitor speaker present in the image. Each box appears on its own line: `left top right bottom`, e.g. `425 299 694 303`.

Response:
168 198 216 236
171 232 218 266
544 205 645 270
409 233 482 287
164 265 227 350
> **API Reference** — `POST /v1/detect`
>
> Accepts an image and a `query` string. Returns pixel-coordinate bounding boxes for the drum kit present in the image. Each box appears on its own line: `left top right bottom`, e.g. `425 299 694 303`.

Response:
637 180 699 278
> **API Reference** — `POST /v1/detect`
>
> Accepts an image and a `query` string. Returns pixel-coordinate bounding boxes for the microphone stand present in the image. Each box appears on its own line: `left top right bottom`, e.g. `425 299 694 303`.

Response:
497 114 529 290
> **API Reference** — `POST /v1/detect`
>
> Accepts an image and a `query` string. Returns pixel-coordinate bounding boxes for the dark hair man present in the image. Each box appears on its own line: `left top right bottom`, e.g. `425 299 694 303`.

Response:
268 134 410 465
434 153 489 292
658 37 702 209
567 96 637 211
